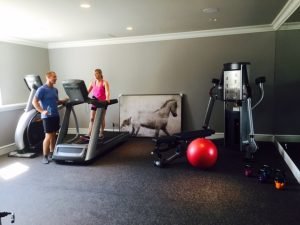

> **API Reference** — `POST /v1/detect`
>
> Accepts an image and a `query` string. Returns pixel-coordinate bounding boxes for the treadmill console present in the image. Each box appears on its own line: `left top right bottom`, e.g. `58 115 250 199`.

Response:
62 79 89 103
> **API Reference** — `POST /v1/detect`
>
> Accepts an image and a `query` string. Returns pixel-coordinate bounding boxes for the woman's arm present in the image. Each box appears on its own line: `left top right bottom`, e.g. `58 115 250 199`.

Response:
57 98 69 105
87 81 93 94
104 80 110 102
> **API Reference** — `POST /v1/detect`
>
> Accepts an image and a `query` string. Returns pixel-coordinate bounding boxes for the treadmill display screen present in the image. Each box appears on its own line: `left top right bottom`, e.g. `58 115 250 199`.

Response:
62 79 89 103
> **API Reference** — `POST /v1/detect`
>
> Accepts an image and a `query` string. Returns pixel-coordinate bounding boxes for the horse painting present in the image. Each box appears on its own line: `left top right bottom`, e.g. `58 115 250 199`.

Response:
121 99 178 138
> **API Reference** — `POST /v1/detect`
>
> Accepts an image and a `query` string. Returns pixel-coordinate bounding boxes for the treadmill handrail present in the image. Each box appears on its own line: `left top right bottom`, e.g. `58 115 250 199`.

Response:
87 98 118 108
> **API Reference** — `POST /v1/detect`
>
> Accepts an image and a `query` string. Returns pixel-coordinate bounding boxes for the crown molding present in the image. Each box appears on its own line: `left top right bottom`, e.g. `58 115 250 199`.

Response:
0 35 48 49
1 1 299 49
48 24 273 49
0 20 294 50
272 0 300 30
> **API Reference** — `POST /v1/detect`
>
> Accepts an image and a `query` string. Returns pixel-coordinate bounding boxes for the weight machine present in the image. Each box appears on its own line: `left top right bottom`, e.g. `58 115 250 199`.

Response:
203 62 266 160
152 62 265 167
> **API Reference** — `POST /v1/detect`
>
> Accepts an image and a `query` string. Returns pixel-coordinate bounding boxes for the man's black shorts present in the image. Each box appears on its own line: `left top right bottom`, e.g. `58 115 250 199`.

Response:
42 116 60 133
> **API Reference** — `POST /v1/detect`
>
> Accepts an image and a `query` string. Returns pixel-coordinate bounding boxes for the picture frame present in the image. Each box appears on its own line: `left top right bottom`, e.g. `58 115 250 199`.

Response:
119 94 182 138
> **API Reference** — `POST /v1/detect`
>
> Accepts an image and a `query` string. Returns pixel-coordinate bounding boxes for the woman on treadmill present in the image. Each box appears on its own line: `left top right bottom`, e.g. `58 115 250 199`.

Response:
86 68 110 139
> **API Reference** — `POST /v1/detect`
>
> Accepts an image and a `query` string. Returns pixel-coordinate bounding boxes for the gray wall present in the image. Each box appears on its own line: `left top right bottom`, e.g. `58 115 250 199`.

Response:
0 31 278 148
274 29 300 135
0 42 49 104
0 42 49 147
49 32 276 133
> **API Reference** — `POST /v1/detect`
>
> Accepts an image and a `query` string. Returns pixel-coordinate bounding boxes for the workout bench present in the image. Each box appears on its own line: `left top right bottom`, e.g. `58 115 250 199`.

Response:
152 129 215 167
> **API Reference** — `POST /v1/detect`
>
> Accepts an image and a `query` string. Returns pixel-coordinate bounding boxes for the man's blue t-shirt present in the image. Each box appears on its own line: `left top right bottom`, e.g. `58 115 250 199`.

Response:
35 84 59 119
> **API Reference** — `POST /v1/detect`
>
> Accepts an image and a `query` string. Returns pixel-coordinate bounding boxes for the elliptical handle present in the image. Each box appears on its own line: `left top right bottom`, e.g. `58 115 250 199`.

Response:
255 76 266 85
252 76 266 110
212 78 220 85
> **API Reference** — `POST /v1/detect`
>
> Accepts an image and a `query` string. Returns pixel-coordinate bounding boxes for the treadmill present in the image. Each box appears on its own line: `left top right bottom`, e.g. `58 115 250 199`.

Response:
52 79 129 162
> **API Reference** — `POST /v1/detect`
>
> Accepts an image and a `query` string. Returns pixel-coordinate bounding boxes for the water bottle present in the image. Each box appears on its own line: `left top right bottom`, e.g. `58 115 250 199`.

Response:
47 105 52 116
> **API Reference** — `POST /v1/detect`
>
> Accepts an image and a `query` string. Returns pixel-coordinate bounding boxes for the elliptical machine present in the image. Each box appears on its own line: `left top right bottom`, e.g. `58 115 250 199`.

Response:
203 62 266 160
9 75 44 158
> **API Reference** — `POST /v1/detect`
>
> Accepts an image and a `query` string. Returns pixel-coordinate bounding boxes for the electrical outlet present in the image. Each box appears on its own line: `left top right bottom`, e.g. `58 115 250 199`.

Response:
112 122 119 127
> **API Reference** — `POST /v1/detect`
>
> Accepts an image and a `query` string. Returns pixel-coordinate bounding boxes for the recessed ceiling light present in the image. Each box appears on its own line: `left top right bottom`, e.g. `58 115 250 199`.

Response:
80 3 91 8
126 26 133 31
202 8 219 14
80 0 91 8
80 4 91 9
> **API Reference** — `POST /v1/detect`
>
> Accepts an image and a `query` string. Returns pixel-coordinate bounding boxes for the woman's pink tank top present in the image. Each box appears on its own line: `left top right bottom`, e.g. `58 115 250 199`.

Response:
92 80 106 100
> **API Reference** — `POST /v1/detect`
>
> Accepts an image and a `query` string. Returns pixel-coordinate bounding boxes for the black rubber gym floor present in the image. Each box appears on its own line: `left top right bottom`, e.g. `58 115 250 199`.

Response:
0 138 299 225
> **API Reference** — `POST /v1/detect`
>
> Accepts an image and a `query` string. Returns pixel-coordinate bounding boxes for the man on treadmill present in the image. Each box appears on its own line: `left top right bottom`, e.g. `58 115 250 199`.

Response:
32 71 67 164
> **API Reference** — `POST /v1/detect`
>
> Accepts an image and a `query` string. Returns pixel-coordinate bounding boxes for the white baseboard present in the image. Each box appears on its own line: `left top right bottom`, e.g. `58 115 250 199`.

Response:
65 129 287 143
67 128 88 134
67 128 119 134
274 135 300 143
208 133 274 142
255 134 275 142
208 132 224 139
0 143 16 156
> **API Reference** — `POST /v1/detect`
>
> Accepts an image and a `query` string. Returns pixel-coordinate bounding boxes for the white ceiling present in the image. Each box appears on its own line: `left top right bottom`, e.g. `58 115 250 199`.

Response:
0 0 299 46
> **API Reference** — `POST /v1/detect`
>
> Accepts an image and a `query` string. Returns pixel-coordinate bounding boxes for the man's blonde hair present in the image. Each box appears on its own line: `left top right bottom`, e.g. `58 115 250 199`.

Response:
46 71 56 78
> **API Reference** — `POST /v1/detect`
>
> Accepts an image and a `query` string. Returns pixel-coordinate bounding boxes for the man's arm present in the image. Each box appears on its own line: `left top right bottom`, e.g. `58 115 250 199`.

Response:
32 96 47 114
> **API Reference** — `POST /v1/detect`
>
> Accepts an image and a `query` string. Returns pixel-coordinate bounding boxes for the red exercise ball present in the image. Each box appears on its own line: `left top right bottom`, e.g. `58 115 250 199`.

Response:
186 138 218 168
